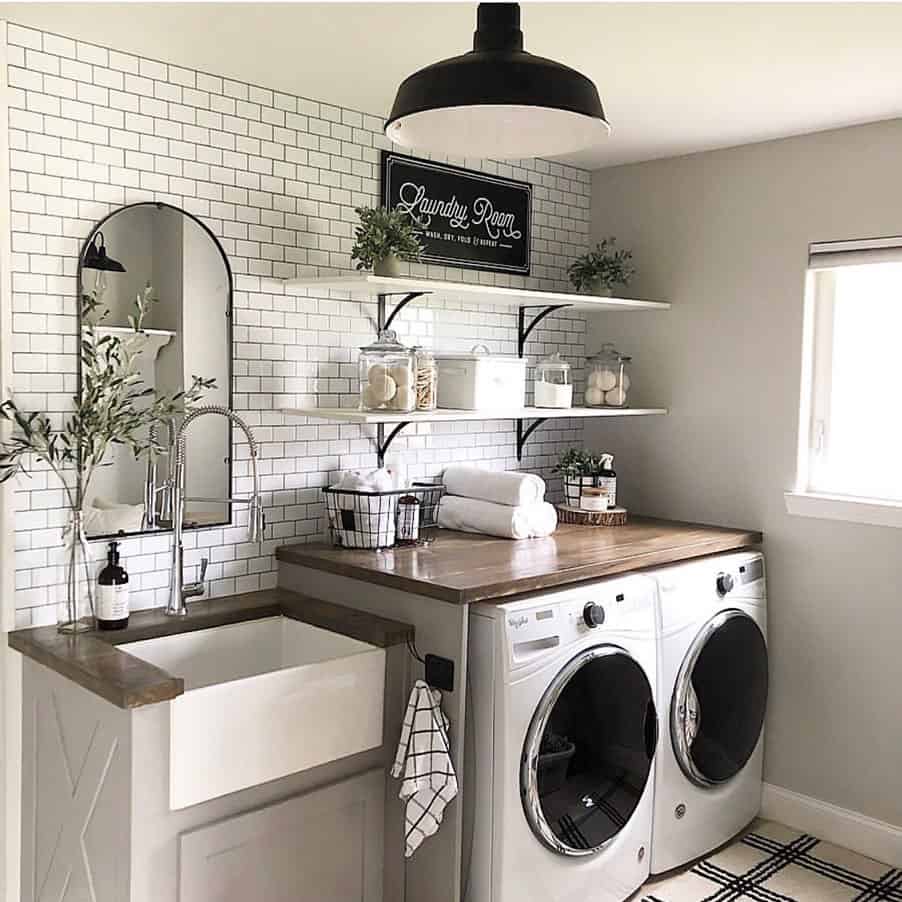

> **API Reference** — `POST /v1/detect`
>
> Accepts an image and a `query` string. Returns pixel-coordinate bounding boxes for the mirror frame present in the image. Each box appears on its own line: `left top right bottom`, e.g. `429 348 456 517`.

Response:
77 200 235 539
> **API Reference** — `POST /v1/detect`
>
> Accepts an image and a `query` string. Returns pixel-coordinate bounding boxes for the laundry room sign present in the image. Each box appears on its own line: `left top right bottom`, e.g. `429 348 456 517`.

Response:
381 151 532 275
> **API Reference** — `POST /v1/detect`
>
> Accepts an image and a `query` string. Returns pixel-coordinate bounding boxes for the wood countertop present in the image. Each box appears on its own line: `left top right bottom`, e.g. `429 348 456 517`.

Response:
8 587 414 709
277 517 763 605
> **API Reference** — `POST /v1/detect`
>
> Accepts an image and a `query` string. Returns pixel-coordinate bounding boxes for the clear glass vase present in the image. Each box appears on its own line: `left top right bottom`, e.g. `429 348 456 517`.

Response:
58 509 96 634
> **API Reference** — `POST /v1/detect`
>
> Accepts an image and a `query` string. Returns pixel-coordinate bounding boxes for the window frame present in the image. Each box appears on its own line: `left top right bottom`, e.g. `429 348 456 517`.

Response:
786 242 902 528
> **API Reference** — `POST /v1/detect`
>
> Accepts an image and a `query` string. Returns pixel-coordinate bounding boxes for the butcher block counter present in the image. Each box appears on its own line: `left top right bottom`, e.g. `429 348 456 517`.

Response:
276 516 762 605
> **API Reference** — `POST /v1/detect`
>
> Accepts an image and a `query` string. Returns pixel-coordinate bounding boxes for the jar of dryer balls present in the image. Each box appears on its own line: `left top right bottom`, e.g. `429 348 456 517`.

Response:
358 330 416 412
585 343 632 408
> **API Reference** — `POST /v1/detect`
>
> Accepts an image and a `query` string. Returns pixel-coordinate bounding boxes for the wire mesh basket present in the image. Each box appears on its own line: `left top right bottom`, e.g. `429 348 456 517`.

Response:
323 482 445 550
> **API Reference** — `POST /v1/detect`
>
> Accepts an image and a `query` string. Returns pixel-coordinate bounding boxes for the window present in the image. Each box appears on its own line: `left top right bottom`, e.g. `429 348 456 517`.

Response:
788 237 902 526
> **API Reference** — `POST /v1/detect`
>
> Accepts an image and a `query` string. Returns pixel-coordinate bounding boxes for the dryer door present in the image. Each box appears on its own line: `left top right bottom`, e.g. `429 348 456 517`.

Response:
520 645 657 857
671 609 768 787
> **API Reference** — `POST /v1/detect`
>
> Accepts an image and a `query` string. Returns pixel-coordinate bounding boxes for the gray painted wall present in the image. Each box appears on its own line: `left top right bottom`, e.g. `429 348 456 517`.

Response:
587 118 902 827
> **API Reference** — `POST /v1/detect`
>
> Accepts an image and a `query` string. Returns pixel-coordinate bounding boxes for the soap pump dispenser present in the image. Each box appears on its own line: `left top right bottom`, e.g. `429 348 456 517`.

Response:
97 541 129 630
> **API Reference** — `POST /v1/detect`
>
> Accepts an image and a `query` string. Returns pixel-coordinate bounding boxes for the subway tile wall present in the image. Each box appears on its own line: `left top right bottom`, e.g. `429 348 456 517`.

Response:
5 22 594 627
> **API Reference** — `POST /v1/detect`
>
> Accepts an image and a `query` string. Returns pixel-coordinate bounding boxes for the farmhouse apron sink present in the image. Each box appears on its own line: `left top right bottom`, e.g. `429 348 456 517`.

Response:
122 616 386 809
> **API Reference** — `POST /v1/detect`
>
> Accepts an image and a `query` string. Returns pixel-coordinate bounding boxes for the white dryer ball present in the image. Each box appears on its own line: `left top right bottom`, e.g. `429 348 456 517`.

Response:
392 385 413 410
367 363 390 384
361 385 382 410
585 387 604 406
588 370 602 389
389 364 413 387
368 373 397 403
596 368 618 392
605 387 627 406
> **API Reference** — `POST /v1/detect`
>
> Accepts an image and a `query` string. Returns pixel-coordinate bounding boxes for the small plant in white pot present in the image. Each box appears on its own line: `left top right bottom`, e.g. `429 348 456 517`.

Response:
351 206 423 277
568 237 635 296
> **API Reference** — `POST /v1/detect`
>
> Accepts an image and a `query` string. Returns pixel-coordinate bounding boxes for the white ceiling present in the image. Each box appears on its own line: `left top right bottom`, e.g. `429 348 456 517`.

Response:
3 2 902 170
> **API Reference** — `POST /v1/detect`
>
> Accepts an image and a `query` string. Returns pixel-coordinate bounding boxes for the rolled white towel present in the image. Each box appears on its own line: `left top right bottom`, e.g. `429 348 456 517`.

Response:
442 465 545 508
438 495 557 540
334 467 395 493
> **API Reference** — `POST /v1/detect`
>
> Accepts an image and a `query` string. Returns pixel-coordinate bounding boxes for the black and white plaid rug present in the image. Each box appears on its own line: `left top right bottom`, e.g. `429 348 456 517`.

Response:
641 820 902 901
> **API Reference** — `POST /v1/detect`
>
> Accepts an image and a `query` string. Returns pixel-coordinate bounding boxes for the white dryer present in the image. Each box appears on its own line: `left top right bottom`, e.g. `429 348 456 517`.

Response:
465 574 659 902
650 550 768 874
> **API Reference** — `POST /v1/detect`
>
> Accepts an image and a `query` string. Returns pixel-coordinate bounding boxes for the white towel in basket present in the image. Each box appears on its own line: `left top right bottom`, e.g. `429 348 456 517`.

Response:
392 680 458 858
330 468 396 548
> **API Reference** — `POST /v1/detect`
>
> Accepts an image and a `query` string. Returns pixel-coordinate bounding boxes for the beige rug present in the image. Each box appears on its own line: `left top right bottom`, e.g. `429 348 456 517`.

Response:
639 820 901 901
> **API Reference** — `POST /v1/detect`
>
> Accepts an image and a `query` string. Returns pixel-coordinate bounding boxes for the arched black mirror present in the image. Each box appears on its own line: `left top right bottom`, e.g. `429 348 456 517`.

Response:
77 202 233 539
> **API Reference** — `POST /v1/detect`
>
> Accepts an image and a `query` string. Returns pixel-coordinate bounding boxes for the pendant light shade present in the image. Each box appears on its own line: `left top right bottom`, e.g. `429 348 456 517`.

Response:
385 3 610 160
82 232 126 272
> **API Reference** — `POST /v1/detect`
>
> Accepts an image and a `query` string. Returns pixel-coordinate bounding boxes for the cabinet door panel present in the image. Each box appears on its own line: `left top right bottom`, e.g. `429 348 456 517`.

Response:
178 769 384 902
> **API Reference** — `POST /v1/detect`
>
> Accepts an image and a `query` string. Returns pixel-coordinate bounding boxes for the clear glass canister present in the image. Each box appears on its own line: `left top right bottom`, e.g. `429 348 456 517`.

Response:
534 352 573 409
359 329 416 412
585 343 632 408
414 347 437 411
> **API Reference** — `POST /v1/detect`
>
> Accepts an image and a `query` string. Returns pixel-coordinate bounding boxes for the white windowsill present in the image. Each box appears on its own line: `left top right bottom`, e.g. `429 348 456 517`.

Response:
784 491 902 529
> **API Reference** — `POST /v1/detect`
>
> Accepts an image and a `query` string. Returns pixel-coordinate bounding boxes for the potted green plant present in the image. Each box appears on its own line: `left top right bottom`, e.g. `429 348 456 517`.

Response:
0 290 214 633
568 237 635 296
554 448 606 508
351 205 424 277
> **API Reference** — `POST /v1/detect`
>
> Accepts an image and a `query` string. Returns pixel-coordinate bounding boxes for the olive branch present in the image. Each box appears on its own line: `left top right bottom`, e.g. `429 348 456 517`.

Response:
0 290 215 511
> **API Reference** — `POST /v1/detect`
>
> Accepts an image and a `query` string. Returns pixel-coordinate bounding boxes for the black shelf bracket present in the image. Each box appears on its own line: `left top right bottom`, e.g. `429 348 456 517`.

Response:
516 417 548 462
376 291 429 334
375 421 411 467
517 303 573 357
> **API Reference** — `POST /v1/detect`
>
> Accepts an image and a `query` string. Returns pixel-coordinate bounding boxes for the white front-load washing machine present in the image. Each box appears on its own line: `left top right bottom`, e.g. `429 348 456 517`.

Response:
650 550 768 875
465 573 659 902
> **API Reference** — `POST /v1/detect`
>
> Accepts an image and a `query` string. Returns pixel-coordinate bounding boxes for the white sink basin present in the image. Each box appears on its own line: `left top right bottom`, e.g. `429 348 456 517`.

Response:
122 616 386 810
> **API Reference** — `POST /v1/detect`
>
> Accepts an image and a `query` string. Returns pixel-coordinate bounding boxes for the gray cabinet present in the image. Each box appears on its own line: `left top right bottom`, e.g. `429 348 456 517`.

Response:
178 770 384 902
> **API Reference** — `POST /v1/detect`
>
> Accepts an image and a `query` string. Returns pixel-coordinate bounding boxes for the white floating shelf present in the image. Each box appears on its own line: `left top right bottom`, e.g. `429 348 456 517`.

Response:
280 406 668 424
280 274 669 312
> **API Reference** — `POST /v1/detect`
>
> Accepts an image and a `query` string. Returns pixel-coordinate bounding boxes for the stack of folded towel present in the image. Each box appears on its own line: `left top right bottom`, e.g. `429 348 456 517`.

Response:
437 465 558 540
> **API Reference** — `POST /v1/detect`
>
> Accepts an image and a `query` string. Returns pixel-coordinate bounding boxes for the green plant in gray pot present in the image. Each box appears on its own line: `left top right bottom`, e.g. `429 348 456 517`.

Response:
554 447 605 507
351 205 424 277
568 237 635 296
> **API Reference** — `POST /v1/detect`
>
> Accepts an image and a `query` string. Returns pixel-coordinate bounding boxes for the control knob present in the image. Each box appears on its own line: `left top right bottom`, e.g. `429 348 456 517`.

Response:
583 602 605 628
716 572 735 596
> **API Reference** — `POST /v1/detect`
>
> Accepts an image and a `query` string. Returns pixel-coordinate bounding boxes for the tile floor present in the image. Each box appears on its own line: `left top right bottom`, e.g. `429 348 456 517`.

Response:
639 820 902 901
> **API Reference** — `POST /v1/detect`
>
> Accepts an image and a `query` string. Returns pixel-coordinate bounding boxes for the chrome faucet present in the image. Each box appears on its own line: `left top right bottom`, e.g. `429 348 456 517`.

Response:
166 405 265 616
144 418 175 529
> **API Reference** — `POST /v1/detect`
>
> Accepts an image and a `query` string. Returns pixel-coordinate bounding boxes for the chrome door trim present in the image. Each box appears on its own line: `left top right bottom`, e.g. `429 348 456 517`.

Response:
520 644 649 857
670 608 766 788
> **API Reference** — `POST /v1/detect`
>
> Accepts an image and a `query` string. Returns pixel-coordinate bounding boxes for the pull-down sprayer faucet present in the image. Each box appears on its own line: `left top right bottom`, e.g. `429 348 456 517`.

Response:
165 405 265 616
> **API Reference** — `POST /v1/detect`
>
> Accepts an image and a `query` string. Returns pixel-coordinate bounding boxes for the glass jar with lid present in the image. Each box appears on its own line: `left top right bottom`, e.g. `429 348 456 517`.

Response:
413 347 438 411
534 352 573 409
358 329 416 412
585 343 632 408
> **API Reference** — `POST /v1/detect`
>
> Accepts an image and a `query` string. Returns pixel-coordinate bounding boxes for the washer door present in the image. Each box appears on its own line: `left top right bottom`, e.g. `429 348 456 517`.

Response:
521 645 657 857
671 609 768 787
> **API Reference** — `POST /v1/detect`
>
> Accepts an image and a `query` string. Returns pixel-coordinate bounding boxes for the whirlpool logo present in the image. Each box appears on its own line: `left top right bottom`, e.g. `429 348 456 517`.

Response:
507 615 529 629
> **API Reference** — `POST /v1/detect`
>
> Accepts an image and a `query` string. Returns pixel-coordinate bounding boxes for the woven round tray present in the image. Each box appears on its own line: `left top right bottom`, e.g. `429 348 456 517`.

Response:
556 505 628 527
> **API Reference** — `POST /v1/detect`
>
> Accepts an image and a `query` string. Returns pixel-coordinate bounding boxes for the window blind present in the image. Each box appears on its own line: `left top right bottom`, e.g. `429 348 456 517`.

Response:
808 236 902 270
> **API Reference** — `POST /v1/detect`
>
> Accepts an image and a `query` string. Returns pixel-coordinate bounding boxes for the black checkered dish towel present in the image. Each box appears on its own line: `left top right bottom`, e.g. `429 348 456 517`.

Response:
392 680 459 858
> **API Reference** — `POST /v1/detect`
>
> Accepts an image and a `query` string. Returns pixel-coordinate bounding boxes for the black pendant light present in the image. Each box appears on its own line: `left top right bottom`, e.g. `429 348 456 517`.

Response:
82 231 126 272
385 3 610 160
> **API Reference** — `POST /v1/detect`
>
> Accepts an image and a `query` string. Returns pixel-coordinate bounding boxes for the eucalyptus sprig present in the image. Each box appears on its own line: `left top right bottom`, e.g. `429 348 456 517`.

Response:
0 289 215 510
568 238 635 292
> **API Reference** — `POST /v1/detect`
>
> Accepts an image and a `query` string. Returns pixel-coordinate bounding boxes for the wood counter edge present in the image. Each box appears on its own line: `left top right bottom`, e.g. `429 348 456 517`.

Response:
8 587 414 709
277 523 764 605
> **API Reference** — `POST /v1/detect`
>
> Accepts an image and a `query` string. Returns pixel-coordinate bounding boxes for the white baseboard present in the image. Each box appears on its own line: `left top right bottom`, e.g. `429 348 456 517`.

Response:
762 783 902 867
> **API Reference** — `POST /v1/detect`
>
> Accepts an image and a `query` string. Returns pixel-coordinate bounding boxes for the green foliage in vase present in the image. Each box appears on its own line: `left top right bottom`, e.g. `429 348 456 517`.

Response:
0 290 215 509
553 448 607 478
350 205 423 270
567 237 635 292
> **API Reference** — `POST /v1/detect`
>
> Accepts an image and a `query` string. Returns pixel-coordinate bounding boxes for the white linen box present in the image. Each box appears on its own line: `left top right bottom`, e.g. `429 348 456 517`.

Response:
435 346 527 409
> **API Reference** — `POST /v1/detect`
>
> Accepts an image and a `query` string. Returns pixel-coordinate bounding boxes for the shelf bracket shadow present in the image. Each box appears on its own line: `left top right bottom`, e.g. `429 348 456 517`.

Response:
516 417 548 462
376 422 411 467
376 292 430 334
517 304 573 357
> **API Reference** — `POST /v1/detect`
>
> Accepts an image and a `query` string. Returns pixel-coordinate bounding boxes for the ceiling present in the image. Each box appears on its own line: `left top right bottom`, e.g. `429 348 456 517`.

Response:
3 2 902 170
